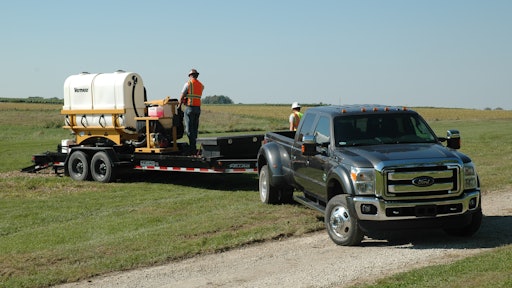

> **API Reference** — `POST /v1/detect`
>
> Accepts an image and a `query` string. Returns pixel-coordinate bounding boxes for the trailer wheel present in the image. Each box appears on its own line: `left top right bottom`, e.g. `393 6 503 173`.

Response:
259 165 279 204
68 151 90 181
325 195 364 246
91 151 114 183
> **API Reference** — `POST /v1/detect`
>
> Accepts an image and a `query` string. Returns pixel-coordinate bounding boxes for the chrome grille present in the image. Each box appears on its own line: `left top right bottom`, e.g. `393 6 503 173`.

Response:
384 165 460 200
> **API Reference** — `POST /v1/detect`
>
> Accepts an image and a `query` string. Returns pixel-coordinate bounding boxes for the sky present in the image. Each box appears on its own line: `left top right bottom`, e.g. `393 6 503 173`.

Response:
1 0 510 110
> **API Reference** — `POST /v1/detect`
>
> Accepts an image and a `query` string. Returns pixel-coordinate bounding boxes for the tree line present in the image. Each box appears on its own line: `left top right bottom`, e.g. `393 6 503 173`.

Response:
0 95 235 105
0 97 63 104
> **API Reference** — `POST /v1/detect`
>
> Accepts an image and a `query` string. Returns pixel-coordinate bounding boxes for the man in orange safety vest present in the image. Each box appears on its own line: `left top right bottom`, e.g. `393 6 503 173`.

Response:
179 69 204 154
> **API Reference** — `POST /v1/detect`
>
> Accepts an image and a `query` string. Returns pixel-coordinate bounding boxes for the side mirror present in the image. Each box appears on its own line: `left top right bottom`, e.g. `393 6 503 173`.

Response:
446 129 460 149
301 135 318 156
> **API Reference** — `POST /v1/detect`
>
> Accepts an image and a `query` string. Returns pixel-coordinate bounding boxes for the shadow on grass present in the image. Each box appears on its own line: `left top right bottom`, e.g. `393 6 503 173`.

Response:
117 170 259 192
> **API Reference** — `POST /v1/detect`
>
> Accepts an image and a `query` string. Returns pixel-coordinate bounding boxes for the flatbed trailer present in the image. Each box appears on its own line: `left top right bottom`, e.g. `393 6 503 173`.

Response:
25 134 263 182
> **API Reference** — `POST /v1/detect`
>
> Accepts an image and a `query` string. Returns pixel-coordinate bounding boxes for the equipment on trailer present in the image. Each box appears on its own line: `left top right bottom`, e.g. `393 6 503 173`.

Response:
24 71 263 182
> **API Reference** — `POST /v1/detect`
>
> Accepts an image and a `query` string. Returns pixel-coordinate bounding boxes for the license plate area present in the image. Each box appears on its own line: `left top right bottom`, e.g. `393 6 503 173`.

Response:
415 205 437 217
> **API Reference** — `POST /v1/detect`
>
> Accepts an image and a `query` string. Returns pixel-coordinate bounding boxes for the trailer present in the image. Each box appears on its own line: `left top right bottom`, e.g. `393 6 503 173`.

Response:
23 71 263 182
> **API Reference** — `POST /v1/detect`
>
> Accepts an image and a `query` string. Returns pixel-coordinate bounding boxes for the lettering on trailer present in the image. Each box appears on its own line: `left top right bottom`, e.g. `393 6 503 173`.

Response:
140 160 158 167
228 163 251 169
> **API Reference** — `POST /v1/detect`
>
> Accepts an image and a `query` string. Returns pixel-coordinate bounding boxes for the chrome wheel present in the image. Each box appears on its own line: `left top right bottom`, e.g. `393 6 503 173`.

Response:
329 206 352 241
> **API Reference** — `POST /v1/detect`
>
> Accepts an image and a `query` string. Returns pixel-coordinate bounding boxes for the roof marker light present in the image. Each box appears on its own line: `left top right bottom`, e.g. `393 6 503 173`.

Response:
384 107 390 111
373 107 378 112
361 107 366 112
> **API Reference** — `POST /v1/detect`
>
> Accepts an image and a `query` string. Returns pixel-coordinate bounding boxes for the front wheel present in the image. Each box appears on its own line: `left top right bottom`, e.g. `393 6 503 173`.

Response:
67 151 90 181
91 151 115 183
325 195 364 246
444 209 483 237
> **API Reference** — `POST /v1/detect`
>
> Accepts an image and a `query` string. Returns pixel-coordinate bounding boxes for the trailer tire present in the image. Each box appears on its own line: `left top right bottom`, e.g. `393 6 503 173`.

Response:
68 151 90 181
259 165 279 204
91 151 115 183
325 195 364 246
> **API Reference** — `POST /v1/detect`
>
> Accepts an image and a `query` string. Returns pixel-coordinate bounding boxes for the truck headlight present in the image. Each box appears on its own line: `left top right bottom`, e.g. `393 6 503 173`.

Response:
463 163 478 190
351 167 375 195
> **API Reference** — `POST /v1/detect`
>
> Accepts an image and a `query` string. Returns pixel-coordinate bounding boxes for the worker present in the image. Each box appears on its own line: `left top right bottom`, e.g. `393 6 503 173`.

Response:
179 69 204 154
289 102 303 131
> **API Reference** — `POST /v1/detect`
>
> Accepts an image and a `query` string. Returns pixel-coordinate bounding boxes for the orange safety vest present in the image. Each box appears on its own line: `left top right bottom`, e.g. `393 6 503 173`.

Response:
186 79 204 106
291 111 303 130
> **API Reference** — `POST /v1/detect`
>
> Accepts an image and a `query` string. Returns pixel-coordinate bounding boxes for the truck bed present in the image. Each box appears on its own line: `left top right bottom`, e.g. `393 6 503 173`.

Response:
264 130 296 147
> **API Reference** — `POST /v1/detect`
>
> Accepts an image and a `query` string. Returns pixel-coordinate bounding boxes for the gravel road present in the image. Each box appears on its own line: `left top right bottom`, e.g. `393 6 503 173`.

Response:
58 190 512 288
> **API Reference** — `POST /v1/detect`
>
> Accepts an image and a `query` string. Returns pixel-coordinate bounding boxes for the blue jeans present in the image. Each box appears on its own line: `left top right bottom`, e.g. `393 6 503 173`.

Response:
184 105 201 152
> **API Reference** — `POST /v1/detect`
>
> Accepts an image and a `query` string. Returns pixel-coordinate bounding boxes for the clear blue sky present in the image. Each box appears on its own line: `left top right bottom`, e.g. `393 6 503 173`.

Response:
1 0 510 109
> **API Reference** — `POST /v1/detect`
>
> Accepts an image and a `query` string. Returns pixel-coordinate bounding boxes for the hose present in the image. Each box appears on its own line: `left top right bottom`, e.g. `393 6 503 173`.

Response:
126 137 147 148
80 115 88 127
99 115 106 128
132 75 140 117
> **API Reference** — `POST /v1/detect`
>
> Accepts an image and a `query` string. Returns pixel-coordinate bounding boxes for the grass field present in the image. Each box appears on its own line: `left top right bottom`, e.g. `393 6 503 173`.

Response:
1 103 512 287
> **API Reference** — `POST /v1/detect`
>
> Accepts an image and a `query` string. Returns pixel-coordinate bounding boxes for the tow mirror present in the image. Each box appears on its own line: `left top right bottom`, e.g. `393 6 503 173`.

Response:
446 129 460 149
302 135 318 156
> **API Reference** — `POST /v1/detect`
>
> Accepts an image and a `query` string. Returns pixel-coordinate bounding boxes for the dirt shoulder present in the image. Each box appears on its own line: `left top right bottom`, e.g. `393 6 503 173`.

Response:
58 190 512 288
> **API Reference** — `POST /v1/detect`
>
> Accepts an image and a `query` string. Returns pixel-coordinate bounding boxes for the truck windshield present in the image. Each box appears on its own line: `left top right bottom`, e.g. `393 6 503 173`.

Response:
334 114 437 147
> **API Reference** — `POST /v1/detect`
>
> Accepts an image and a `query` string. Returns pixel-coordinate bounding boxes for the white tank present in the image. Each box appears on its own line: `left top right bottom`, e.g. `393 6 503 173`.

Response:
63 71 146 129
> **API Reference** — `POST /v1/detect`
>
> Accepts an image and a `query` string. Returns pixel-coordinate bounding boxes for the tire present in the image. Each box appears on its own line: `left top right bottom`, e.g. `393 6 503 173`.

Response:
444 208 483 237
325 195 364 246
67 151 90 181
91 151 115 183
259 165 279 204
280 185 295 204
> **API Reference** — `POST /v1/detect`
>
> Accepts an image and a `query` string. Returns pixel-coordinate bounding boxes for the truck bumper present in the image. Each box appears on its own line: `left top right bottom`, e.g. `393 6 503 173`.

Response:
351 190 481 223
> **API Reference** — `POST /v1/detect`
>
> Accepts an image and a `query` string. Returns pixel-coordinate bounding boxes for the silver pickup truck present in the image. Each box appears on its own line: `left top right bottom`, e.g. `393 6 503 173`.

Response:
257 105 482 246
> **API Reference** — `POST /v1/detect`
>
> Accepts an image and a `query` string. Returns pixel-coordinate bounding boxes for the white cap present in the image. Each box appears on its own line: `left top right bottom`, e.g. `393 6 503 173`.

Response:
291 102 301 109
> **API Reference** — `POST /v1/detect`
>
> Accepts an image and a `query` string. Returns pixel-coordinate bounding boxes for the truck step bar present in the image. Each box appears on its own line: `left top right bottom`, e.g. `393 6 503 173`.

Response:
294 195 325 213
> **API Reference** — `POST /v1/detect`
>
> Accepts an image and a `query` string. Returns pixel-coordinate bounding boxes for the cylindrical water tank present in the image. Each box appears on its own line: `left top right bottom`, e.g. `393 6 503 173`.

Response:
62 71 146 129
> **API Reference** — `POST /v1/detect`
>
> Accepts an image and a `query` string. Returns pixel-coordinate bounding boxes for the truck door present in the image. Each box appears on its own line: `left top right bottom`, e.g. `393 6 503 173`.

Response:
292 115 331 200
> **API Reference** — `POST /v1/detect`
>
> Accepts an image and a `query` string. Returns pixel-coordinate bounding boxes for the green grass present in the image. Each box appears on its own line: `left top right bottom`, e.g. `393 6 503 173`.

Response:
1 103 512 287
355 246 512 288
429 119 512 191
0 173 323 287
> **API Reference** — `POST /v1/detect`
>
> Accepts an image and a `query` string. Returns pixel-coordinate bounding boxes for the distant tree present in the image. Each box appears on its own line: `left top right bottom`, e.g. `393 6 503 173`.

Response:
484 107 492 111
202 95 234 104
495 107 504 111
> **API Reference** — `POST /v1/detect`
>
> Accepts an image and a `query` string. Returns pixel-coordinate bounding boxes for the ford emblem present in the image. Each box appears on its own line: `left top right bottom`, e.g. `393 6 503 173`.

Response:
412 176 435 187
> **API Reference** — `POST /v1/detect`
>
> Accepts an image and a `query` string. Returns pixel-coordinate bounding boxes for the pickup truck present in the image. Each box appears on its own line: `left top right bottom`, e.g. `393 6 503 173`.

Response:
257 105 482 246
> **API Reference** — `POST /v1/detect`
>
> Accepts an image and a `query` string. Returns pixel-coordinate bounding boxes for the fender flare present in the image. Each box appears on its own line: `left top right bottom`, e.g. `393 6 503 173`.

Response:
257 142 291 188
326 164 355 200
